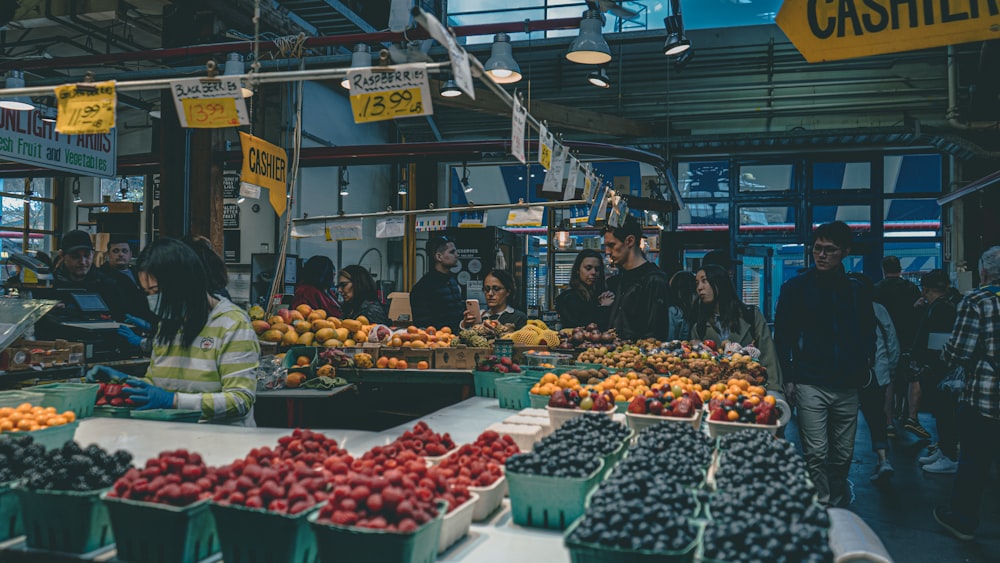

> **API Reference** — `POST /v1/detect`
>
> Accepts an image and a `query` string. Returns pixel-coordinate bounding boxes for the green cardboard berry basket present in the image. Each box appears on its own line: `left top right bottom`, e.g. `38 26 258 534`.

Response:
93 405 132 418
16 486 113 553
506 459 605 531
529 393 550 409
0 480 23 542
495 376 537 410
308 500 447 563
0 390 44 409
130 409 203 423
26 382 99 419
283 346 318 378
0 421 79 451
472 370 500 398
599 430 634 480
210 501 322 563
563 515 701 563
102 493 219 563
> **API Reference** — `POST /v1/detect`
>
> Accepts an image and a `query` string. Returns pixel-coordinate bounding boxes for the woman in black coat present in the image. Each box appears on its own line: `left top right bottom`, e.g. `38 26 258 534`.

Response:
556 249 614 329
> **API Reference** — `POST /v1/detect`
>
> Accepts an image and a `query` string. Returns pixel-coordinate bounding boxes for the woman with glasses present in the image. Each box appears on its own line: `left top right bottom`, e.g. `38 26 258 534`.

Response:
462 269 527 329
87 238 259 426
337 265 389 326
555 249 613 329
292 256 343 318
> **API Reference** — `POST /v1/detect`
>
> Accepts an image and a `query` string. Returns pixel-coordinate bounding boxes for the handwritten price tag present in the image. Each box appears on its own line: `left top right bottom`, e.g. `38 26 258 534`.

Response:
181 97 240 128
54 81 116 134
351 88 426 123
540 143 552 170
347 63 433 124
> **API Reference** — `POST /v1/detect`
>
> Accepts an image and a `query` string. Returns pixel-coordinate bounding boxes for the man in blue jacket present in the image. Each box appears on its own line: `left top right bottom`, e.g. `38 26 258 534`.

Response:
774 221 876 507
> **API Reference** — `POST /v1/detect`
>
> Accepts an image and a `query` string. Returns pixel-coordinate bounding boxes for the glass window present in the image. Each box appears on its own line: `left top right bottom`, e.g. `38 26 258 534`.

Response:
884 242 943 285
884 198 941 237
884 154 942 193
738 163 794 192
677 202 729 231
678 161 729 198
813 162 872 191
737 206 796 234
100 176 145 203
811 205 871 233
0 178 54 257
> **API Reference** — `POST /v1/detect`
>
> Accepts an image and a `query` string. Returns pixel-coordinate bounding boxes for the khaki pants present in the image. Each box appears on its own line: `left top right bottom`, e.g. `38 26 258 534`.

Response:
796 384 860 507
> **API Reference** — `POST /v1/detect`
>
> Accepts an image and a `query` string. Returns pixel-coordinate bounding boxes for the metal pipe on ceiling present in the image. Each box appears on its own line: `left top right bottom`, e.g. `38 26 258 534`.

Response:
292 198 588 225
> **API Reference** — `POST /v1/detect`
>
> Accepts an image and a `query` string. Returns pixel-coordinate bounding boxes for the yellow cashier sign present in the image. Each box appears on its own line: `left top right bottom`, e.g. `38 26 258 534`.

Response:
777 0 1000 63
239 132 288 216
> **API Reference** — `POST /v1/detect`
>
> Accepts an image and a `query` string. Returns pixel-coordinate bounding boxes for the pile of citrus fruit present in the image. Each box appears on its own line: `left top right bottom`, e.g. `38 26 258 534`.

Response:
0 403 76 433
707 379 774 405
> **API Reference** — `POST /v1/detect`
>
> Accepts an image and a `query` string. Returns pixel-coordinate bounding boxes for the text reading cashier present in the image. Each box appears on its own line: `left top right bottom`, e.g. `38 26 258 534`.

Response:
87 238 260 426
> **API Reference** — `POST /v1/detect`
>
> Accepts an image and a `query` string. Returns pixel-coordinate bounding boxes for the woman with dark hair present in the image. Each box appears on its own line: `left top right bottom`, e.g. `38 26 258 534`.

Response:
181 235 231 300
292 255 343 318
555 249 614 329
86 238 259 426
462 268 528 329
668 270 698 341
693 264 782 392
337 265 389 325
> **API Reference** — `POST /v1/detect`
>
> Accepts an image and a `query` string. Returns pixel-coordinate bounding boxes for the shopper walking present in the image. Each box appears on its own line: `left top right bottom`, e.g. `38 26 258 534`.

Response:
87 238 259 426
411 235 465 332
774 221 876 507
292 256 343 318
874 255 925 439
338 265 389 326
667 271 698 341
933 246 1000 541
911 270 960 475
693 265 782 393
556 249 613 329
603 215 671 341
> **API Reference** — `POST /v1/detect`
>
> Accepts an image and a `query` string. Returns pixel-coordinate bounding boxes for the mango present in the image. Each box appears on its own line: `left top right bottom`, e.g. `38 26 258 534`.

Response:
341 319 362 333
294 321 313 334
260 329 283 342
251 320 270 334
334 328 350 342
281 331 299 346
323 339 343 347
298 332 315 346
315 328 336 343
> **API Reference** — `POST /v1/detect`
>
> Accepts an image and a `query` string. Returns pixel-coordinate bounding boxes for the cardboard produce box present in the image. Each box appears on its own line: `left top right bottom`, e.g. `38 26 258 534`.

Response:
387 292 412 325
0 339 85 371
434 347 490 370
379 346 434 369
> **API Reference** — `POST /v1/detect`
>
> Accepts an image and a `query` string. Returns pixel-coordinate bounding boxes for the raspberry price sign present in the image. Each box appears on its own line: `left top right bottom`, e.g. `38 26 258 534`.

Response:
348 63 433 124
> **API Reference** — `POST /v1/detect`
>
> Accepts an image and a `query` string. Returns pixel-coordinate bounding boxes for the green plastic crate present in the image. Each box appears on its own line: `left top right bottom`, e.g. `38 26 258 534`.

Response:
495 376 537 410
0 421 79 451
210 501 322 563
0 390 44 409
563 515 700 563
599 430 634 480
472 370 500 398
529 393 550 409
27 383 99 419
309 500 446 563
93 405 132 418
0 480 23 542
16 486 113 553
506 459 605 530
283 346 318 378
103 494 219 563
130 409 202 422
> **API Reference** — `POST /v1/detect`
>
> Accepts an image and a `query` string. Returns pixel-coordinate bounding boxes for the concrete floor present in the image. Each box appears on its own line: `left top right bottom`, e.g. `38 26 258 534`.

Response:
785 411 1000 563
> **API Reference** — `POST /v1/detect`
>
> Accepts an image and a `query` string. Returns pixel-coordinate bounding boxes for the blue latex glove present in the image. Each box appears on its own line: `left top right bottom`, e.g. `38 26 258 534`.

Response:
117 325 144 347
86 365 129 383
121 377 176 410
124 314 151 333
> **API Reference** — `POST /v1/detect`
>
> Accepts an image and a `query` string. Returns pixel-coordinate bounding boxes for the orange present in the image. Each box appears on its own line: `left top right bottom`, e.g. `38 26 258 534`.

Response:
763 395 776 406
416 361 429 370
397 360 408 370
376 356 389 369
388 357 399 369
390 336 403 347
406 326 419 334
0 420 13 432
17 419 33 431
15 403 32 412
62 411 76 423
439 327 452 334
296 355 311 366
727 410 740 421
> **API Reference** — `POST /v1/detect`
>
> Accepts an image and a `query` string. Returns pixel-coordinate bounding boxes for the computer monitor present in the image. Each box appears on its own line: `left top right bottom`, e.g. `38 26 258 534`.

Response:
68 292 109 313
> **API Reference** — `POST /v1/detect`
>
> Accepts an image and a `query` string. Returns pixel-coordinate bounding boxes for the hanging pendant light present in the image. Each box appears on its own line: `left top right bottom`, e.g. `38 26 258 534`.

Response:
341 44 372 89
566 10 611 65
663 0 691 56
0 71 35 111
484 33 522 84
223 53 254 98
587 67 611 88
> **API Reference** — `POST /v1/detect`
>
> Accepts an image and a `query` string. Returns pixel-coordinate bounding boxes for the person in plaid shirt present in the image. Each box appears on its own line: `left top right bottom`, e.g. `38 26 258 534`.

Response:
934 246 1000 541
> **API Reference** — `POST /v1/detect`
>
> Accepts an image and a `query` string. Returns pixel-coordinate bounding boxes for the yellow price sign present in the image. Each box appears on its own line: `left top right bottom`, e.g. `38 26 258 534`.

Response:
540 143 552 170
54 81 116 134
181 97 241 128
350 87 427 124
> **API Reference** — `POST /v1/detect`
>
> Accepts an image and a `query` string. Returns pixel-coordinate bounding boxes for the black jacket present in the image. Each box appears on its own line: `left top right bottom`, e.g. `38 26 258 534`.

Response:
410 269 464 331
911 297 957 370
874 276 922 353
52 265 127 321
606 262 671 341
555 288 609 330
343 299 390 326
774 267 876 389
98 263 151 322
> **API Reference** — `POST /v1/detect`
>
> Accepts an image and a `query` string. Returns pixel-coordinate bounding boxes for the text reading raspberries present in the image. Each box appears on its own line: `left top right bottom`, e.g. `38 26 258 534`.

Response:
389 421 456 457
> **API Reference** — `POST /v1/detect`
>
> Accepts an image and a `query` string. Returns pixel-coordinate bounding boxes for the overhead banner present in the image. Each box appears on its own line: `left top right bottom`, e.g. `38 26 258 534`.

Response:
169 77 250 128
348 63 433 123
239 132 288 216
776 1 1000 63
0 108 116 178
511 96 527 164
53 80 116 135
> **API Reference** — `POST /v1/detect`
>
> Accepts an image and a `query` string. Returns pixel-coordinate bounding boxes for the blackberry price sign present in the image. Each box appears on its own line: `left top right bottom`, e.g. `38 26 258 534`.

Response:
348 63 433 124
169 77 249 128
54 80 117 134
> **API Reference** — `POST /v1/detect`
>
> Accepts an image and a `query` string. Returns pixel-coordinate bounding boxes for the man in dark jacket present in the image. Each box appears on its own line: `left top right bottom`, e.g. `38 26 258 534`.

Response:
98 234 150 322
604 215 671 341
774 221 876 507
50 230 127 321
410 235 465 331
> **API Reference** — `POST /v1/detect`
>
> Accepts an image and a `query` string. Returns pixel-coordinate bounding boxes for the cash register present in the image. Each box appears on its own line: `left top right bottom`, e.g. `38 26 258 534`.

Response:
33 289 134 361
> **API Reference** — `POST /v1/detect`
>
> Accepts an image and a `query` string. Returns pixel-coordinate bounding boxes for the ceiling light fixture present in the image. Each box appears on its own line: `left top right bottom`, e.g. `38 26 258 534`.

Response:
461 163 473 193
341 44 372 90
0 71 35 111
566 9 611 65
663 0 691 56
587 66 611 88
484 32 522 84
398 166 408 195
440 78 462 98
39 104 57 123
673 48 695 71
223 53 254 98
71 177 82 203
339 167 350 196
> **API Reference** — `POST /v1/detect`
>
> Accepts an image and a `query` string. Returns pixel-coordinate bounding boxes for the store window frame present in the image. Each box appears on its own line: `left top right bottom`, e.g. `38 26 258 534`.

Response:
0 177 58 256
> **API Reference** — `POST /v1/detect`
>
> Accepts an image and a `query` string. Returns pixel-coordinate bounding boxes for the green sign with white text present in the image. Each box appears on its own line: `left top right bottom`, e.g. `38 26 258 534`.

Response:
0 107 116 178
